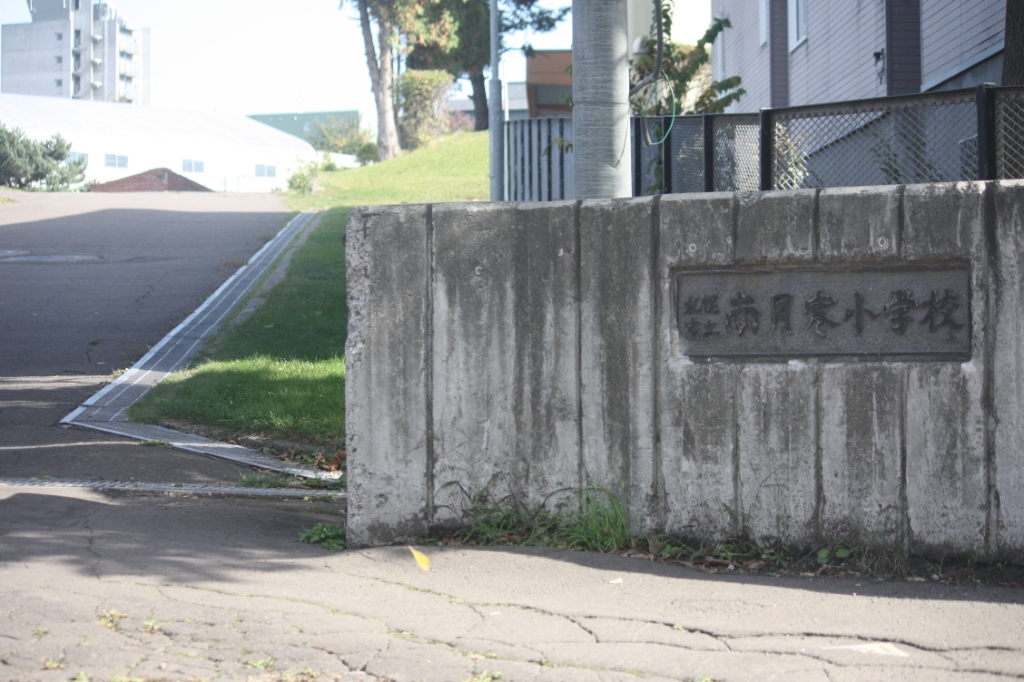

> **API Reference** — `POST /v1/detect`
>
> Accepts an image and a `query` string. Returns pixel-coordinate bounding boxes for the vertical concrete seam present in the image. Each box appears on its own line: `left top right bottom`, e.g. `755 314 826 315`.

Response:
982 180 1000 556
574 199 584 500
811 188 821 261
896 184 905 258
732 371 742 538
651 194 665 530
813 363 824 539
424 203 436 530
730 191 739 263
899 365 910 555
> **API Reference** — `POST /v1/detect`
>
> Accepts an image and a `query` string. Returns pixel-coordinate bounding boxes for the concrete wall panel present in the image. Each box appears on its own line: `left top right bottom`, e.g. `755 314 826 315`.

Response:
661 363 740 541
993 181 1024 560
511 202 581 509
820 365 904 545
659 192 738 539
906 363 988 552
431 203 518 522
580 197 657 531
737 363 818 545
346 205 431 546
818 186 900 262
903 182 985 261
735 189 815 264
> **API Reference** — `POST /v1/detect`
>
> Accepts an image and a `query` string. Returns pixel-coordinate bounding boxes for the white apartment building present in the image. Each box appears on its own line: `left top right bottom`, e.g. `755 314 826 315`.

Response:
1 0 150 105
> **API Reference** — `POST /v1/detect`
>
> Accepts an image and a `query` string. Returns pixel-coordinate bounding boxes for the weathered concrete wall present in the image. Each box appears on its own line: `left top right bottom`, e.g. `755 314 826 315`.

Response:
347 181 1024 561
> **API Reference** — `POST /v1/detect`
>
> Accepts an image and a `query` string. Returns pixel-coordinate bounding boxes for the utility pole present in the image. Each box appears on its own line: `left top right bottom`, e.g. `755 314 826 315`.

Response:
572 0 631 199
489 0 504 201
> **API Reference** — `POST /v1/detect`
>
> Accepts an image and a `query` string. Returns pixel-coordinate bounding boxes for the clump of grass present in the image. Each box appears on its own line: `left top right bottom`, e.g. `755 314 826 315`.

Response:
239 472 296 488
439 481 630 553
299 523 346 551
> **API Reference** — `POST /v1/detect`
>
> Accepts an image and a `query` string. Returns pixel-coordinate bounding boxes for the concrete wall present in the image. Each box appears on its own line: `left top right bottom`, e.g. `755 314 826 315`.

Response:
346 181 1024 562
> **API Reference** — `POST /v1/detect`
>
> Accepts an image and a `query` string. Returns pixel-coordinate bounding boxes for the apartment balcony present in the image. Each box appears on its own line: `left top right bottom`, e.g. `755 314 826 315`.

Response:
119 39 139 55
119 64 138 78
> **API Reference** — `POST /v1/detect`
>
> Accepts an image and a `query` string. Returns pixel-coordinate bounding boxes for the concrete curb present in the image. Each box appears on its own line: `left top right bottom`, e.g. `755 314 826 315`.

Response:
0 478 346 503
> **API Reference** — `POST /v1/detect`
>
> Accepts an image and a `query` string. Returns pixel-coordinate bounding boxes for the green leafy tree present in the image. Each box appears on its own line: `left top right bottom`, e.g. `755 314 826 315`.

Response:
629 5 745 116
406 0 569 131
0 124 85 190
349 0 460 160
307 114 373 155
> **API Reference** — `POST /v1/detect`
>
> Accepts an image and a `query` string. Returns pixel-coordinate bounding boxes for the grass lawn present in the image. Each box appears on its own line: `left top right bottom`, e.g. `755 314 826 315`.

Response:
128 131 489 451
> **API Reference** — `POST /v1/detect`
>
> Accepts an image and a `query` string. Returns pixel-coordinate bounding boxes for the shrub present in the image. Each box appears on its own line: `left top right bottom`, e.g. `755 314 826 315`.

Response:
396 69 454 150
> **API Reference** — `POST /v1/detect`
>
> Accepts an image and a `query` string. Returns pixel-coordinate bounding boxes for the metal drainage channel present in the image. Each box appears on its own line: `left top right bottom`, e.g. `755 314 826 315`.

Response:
0 478 346 503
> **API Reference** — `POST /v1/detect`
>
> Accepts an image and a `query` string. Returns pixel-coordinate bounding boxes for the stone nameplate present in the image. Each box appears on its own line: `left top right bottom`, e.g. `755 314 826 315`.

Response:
675 265 971 358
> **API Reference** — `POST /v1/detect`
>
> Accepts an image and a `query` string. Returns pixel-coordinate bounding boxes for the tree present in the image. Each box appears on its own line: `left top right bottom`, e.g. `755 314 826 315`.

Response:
406 0 569 131
307 114 373 155
0 125 85 190
629 4 744 116
1003 0 1024 86
349 0 459 160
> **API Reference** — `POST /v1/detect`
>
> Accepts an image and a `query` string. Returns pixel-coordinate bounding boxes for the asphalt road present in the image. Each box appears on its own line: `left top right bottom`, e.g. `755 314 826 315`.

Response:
0 487 1022 682
0 190 289 483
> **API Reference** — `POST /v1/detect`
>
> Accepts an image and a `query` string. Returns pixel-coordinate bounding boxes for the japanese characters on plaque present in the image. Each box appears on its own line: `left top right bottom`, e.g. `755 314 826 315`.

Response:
675 266 971 358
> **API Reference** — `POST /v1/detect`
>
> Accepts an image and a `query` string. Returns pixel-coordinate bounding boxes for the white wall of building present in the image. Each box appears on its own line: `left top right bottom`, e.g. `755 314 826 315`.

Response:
0 93 318 192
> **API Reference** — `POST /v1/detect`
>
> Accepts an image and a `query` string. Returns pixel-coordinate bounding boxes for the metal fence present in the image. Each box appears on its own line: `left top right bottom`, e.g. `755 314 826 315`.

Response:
504 84 1024 200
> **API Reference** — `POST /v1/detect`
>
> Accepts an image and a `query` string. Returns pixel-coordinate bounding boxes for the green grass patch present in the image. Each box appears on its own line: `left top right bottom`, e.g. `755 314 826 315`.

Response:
298 522 347 551
128 133 488 449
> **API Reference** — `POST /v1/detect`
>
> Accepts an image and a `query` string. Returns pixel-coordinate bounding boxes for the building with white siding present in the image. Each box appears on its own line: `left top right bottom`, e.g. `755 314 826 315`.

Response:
0 93 318 192
711 0 1006 112
2 0 150 104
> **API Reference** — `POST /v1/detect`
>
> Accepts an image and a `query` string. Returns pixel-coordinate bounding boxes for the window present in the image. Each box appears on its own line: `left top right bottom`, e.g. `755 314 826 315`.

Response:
266 166 276 178
759 0 768 46
117 156 127 168
788 0 806 50
256 164 266 177
55 78 62 87
55 55 63 64
106 154 127 168
182 159 193 173
55 32 63 41
74 0 80 9
193 161 204 173
69 152 88 166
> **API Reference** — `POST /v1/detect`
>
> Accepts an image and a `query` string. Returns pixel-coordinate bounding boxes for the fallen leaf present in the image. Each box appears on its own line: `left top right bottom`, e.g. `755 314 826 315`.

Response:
408 546 431 571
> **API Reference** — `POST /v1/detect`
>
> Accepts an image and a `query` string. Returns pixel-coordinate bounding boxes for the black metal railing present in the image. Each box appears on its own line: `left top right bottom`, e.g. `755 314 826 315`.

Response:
504 84 1024 200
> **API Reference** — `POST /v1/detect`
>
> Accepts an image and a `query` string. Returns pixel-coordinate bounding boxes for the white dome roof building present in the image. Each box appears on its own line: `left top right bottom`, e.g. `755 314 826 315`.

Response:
0 93 318 192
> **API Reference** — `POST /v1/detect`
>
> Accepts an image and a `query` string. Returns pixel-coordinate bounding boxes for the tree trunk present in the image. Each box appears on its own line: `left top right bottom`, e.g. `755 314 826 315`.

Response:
470 70 489 131
357 0 402 160
1004 0 1024 86
572 0 632 198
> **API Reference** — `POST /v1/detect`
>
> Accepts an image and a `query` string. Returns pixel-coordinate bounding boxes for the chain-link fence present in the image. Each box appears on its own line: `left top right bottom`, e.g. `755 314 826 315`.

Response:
767 90 978 189
504 85 1024 200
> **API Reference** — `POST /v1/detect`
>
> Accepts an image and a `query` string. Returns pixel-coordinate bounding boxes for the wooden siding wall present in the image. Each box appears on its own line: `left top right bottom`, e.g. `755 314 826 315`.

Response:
712 0 771 113
921 0 1005 88
788 0 888 106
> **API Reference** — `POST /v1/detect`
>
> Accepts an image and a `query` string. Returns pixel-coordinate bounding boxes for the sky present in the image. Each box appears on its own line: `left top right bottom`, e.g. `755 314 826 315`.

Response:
0 0 711 131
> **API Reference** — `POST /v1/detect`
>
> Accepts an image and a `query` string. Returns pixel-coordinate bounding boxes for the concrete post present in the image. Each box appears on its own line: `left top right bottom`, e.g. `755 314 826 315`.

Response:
489 0 504 201
572 0 632 199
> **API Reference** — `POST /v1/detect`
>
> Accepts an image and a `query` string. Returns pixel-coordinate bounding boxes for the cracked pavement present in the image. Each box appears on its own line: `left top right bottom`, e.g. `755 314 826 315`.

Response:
1 192 1022 681
1 488 1022 682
